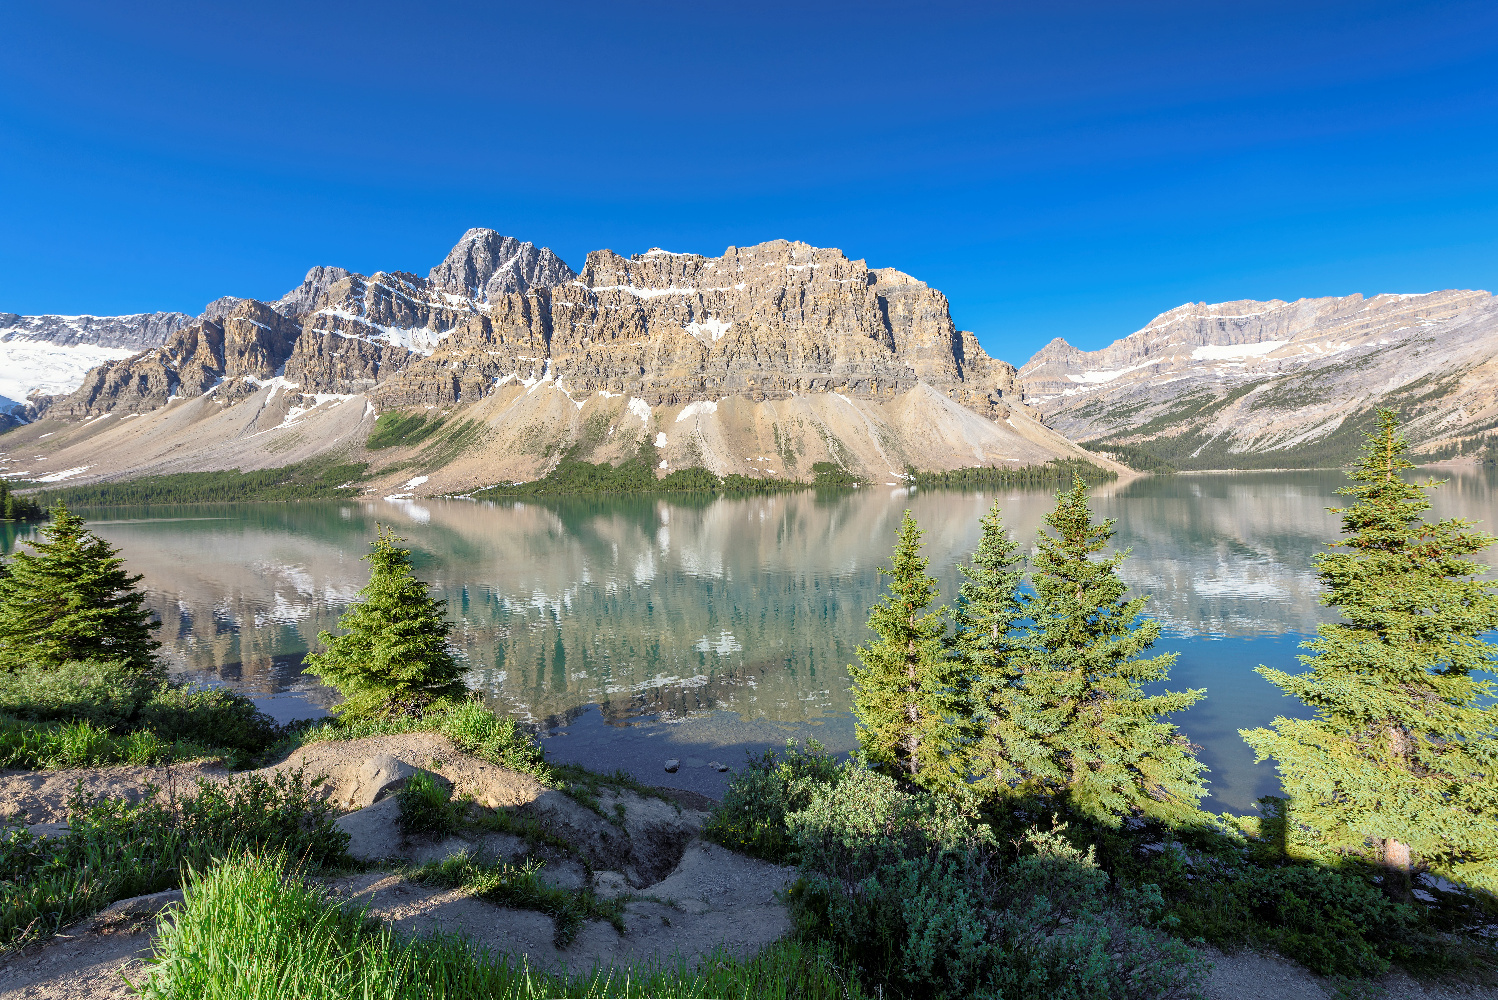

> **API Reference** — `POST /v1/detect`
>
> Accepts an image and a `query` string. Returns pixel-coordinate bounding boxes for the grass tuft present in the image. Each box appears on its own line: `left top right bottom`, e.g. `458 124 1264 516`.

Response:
139 851 868 999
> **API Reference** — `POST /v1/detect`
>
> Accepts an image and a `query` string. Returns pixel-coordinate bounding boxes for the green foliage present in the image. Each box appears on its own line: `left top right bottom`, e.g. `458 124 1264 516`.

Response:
293 699 551 784
1090 443 1178 474
303 527 468 719
477 440 801 498
395 772 459 836
782 766 1205 1000
951 501 1026 793
810 462 862 488
407 850 626 947
36 459 369 505
703 739 842 862
0 503 160 672
0 479 42 521
849 511 968 791
366 411 445 450
140 852 867 1000
1241 410 1498 893
0 660 280 767
0 768 348 951
1002 477 1207 827
909 458 1117 489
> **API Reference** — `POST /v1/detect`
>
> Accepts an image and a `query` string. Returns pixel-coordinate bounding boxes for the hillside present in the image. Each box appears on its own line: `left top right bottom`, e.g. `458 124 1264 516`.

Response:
0 230 1110 495
1017 290 1498 469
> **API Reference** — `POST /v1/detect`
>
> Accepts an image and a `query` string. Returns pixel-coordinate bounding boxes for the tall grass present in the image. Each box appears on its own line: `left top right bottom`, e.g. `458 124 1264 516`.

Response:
140 852 866 1000
0 769 347 951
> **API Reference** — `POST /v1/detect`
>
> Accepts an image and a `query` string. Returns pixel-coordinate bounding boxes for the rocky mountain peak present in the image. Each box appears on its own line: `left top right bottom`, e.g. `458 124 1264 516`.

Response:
275 265 353 318
427 228 576 302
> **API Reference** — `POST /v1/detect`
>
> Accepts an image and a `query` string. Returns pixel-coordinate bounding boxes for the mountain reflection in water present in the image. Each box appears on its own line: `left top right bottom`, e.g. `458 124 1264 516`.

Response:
5 465 1495 812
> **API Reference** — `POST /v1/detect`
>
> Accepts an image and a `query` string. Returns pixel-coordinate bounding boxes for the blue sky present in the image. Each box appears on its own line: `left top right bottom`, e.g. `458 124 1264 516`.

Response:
2 1 1496 361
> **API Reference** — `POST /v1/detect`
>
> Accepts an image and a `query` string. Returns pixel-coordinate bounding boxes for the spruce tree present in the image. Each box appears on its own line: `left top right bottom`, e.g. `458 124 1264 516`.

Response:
950 501 1032 791
304 526 468 718
0 502 160 672
1241 411 1498 894
1009 477 1207 826
849 509 966 790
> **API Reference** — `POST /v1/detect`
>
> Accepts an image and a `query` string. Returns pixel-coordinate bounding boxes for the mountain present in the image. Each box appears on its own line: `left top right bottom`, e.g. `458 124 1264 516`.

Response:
0 310 192 417
1017 290 1498 469
0 229 1106 493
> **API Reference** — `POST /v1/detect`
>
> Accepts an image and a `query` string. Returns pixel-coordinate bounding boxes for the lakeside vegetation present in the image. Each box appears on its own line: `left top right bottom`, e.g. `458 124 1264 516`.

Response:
32 458 369 506
0 479 42 521
0 413 1493 995
907 457 1117 489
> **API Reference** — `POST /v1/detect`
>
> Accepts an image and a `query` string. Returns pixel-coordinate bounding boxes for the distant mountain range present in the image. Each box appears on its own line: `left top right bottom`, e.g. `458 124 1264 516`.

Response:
1017 290 1498 469
0 230 1098 494
6 232 1491 489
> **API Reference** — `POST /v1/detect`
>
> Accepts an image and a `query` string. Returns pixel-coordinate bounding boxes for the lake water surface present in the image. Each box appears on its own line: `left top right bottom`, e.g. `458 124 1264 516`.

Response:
6 466 1496 813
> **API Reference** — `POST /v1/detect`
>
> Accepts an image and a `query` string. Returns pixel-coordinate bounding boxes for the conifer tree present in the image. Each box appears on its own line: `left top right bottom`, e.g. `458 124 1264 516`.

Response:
850 509 966 790
1009 477 1207 825
0 502 160 672
304 526 468 718
1241 411 1498 894
950 501 1031 791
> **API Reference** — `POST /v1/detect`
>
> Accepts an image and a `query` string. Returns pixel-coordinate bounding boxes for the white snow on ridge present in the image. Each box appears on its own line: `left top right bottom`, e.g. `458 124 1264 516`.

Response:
311 308 451 356
576 282 698 299
676 400 717 422
683 316 733 343
1191 341 1288 361
1065 359 1156 384
628 398 651 423
0 340 139 409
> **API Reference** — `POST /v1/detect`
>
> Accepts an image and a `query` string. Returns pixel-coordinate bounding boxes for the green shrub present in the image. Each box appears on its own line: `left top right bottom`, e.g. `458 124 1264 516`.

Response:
703 739 841 862
0 768 348 951
366 411 445 451
407 851 625 947
395 772 458 836
788 802 1205 1000
0 661 280 767
140 851 868 1000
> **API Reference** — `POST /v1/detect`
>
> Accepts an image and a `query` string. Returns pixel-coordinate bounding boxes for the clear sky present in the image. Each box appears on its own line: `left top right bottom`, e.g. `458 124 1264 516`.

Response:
2 1 1496 362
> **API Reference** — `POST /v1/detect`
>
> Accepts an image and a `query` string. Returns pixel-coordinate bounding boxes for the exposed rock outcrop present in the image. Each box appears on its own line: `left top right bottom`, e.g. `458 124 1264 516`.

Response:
0 310 191 351
53 301 301 417
1018 290 1498 467
5 229 1110 491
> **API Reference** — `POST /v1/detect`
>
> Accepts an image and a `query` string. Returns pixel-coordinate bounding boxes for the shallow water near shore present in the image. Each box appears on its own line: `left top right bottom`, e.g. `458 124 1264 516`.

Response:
5 465 1496 812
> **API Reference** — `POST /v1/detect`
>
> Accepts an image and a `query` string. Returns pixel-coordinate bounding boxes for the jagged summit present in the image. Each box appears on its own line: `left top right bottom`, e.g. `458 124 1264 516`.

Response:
427 228 576 302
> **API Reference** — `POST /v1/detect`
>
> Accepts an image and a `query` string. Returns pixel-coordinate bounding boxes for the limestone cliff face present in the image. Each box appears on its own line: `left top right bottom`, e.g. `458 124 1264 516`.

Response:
1017 290 1498 467
276 237 1015 419
54 301 301 417
12 230 1088 493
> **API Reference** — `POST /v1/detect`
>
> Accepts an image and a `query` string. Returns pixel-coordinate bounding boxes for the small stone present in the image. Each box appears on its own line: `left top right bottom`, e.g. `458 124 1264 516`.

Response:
664 759 680 773
709 761 729 772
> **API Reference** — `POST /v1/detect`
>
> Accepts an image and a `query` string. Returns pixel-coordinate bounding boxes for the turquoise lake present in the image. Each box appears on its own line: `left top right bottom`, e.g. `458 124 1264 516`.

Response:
5 466 1496 812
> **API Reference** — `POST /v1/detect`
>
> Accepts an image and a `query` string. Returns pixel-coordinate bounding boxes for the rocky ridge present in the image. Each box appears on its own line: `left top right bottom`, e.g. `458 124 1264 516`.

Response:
1018 290 1498 468
1 229 1098 493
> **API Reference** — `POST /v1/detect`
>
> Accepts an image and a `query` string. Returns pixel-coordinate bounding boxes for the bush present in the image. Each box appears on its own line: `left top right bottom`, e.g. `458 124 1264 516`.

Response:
786 776 1205 1000
0 660 280 767
703 739 841 862
395 772 458 836
140 852 869 1000
0 768 348 951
